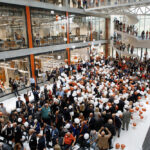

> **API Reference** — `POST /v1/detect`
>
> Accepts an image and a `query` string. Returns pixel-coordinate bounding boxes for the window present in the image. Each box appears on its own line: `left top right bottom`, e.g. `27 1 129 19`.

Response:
31 8 67 47
0 57 30 97
0 4 27 52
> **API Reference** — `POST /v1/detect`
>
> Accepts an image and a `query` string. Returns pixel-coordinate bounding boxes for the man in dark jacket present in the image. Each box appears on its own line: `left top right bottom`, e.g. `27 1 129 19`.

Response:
112 114 122 137
105 119 116 149
88 113 95 130
37 134 46 150
16 97 23 109
29 129 37 150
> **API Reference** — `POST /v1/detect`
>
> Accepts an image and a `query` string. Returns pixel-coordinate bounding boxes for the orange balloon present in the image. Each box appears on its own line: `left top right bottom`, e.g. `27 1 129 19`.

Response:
140 116 144 119
135 107 139 111
121 144 126 150
130 109 134 113
133 123 136 127
142 108 146 112
146 101 149 104
145 96 147 98
139 111 143 115
72 70 76 73
115 143 120 149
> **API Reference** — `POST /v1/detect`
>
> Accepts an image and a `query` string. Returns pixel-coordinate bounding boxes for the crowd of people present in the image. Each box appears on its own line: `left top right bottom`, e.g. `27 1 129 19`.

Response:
114 19 150 40
114 39 135 54
0 52 150 150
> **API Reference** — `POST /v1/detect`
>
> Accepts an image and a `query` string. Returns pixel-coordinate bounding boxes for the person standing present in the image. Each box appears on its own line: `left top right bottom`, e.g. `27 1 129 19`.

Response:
29 129 37 150
97 127 112 150
12 80 19 97
122 108 131 131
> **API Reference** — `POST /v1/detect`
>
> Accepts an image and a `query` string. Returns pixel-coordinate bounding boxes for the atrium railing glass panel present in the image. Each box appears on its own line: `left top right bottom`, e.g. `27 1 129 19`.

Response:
0 4 28 52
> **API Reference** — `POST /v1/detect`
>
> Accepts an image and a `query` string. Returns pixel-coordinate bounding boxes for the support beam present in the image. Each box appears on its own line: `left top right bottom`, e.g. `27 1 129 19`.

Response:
105 18 110 58
66 12 71 65
26 6 36 81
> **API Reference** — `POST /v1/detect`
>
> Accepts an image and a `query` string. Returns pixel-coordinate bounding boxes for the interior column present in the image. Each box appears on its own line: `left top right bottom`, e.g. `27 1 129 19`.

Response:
25 6 36 82
105 18 110 58
66 12 71 65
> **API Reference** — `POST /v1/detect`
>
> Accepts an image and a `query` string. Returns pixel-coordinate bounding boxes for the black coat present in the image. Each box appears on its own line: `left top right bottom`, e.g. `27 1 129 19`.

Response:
16 100 23 108
89 117 95 130
14 126 22 143
114 116 122 128
105 123 116 136
38 136 46 150
29 133 37 149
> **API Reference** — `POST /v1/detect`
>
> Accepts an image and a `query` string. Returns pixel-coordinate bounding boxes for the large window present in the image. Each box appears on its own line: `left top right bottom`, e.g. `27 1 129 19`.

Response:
0 4 27 52
91 17 106 40
69 14 91 43
34 0 64 7
135 15 150 37
31 8 67 47
0 57 30 97
34 51 66 83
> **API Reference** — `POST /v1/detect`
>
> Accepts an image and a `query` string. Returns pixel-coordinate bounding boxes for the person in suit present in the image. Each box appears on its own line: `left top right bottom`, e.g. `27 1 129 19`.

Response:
88 113 95 130
122 108 131 131
29 129 37 150
16 97 23 109
105 119 116 149
112 114 122 137
37 134 46 150
43 123 52 148
13 123 22 145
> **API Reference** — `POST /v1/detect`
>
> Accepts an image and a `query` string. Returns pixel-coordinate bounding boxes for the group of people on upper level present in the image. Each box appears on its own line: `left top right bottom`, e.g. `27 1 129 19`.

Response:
114 19 150 40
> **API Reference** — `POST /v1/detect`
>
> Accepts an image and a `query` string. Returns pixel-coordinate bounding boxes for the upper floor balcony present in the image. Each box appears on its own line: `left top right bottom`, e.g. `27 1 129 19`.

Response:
86 0 150 11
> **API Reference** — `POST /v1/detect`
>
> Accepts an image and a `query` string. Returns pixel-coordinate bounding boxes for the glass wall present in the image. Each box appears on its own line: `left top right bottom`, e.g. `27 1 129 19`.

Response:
69 14 91 43
31 8 67 47
0 57 30 97
135 15 150 37
34 0 64 7
91 17 106 40
0 4 27 52
34 51 66 83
